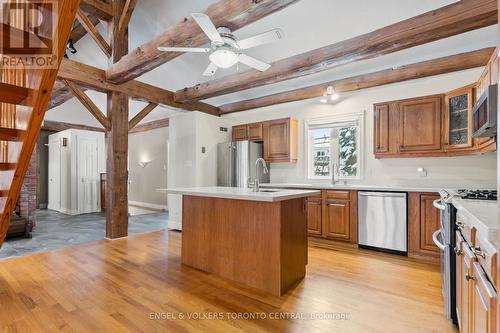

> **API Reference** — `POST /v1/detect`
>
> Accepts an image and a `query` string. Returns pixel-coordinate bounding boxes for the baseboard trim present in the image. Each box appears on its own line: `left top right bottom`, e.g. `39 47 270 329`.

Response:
128 201 167 211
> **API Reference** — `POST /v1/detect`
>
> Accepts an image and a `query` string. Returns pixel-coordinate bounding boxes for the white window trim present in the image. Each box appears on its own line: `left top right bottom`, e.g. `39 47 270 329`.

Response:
304 111 365 181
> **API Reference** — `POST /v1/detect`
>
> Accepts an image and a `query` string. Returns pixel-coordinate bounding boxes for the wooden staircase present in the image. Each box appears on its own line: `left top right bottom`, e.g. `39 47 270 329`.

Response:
0 0 80 248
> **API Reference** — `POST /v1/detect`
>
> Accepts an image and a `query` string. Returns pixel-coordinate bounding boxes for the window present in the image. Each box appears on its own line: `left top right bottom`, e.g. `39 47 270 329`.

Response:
306 112 363 180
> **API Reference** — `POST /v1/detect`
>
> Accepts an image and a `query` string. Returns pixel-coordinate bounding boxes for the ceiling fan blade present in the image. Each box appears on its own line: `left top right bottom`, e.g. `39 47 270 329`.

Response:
237 28 284 50
192 13 223 44
157 46 211 53
238 54 271 72
203 62 218 76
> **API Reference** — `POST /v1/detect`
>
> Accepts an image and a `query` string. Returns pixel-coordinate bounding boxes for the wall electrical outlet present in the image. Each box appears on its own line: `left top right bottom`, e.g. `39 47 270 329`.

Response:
417 167 427 177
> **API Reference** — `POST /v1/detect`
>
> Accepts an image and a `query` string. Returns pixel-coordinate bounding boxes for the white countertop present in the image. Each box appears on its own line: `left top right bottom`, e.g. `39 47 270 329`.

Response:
260 182 449 193
161 186 321 202
452 197 498 247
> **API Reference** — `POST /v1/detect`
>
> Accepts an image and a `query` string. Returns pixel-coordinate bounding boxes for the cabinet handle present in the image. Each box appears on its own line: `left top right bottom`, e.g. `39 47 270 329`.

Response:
454 247 463 256
465 274 476 281
473 247 486 259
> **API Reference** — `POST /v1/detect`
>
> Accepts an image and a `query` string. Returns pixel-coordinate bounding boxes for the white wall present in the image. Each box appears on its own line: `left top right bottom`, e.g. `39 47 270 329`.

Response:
128 127 169 209
167 112 235 229
223 69 497 188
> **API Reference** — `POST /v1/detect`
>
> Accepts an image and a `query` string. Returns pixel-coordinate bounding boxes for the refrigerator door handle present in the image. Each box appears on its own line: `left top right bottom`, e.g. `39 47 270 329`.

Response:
227 145 231 185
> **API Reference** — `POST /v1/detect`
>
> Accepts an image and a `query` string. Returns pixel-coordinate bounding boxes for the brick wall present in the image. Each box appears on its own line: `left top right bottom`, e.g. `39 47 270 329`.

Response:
19 147 38 223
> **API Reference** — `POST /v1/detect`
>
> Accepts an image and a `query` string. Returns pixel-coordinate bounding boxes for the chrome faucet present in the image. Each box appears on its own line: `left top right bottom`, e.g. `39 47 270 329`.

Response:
248 158 269 192
331 162 338 185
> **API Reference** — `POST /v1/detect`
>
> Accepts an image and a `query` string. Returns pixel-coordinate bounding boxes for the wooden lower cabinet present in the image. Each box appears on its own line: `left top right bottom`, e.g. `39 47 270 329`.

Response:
456 231 498 333
307 190 357 243
408 192 440 261
306 196 322 236
324 199 351 240
471 262 497 333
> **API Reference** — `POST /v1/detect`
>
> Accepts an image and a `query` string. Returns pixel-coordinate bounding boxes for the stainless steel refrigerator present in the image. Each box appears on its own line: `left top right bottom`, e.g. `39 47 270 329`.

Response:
217 141 270 188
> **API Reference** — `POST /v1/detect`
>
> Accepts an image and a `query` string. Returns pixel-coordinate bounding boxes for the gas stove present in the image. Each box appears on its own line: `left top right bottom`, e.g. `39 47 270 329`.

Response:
456 189 497 201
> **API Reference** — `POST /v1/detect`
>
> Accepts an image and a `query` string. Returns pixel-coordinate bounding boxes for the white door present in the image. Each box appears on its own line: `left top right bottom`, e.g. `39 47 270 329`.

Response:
48 138 61 211
77 136 99 214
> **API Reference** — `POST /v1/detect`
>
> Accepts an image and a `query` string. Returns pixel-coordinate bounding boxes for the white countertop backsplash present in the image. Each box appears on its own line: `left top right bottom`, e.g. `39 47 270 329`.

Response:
161 187 320 202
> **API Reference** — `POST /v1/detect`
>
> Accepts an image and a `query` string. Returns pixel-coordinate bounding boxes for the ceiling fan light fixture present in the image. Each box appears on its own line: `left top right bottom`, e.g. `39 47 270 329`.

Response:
209 49 238 68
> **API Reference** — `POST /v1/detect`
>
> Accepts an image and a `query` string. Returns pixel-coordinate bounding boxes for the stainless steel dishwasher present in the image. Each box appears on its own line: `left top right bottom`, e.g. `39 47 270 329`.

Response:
358 192 407 254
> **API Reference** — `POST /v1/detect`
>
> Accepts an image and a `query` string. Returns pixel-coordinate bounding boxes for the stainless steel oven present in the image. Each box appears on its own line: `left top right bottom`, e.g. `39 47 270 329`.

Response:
432 190 457 324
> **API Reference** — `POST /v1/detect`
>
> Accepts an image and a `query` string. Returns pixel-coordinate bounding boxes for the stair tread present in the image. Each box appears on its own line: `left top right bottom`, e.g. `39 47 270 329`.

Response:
0 163 16 171
0 82 33 105
0 128 26 141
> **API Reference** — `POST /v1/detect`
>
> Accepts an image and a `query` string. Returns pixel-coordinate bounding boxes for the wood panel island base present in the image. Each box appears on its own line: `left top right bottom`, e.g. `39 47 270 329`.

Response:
169 187 320 296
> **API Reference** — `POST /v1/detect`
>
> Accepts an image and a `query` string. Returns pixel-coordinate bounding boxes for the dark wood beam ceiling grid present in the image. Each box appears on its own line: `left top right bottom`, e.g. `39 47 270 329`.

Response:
219 48 494 114
55 59 220 115
129 117 170 134
62 79 111 130
128 102 159 130
118 0 138 32
175 0 498 102
105 0 300 83
76 9 112 57
79 0 113 21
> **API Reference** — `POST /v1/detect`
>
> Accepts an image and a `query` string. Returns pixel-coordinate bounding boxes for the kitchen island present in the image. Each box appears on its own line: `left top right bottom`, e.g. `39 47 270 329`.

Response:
167 186 320 296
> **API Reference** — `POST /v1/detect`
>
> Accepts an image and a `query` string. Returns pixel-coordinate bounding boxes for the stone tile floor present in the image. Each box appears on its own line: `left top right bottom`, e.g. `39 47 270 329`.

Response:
0 209 169 260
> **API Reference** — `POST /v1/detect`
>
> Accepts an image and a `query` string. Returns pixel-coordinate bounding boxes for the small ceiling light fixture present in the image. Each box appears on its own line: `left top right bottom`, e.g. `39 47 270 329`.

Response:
209 47 239 68
320 85 339 103
66 39 77 54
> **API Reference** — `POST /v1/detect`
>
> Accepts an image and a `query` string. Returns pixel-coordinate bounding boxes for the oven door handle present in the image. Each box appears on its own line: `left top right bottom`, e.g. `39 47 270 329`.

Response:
432 229 447 251
433 199 446 211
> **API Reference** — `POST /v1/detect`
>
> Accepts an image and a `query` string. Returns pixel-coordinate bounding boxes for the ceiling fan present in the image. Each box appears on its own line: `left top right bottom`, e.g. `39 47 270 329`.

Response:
157 13 284 76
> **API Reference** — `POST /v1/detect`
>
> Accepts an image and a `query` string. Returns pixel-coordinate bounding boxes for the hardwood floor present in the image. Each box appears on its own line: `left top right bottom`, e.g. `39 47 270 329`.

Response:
0 230 457 332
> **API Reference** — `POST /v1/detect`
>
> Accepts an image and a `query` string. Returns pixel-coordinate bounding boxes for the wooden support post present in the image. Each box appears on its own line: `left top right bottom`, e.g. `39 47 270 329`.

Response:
106 0 129 239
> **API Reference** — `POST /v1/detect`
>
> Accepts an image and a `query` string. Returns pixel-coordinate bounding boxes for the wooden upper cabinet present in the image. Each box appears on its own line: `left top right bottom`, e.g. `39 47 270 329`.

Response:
231 118 298 163
399 95 442 153
477 63 491 101
374 103 390 154
263 118 298 163
445 86 475 150
247 123 263 141
232 125 247 141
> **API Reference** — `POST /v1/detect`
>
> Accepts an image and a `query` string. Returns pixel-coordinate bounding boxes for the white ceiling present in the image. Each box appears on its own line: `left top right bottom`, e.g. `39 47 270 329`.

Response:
45 0 498 126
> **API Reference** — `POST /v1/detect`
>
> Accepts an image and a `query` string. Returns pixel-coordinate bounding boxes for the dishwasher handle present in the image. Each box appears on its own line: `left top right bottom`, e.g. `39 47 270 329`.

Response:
358 192 406 198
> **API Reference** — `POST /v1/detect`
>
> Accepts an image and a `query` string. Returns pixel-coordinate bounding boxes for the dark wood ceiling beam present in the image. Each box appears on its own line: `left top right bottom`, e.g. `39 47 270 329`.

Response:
129 118 170 134
118 0 138 32
62 79 111 130
128 102 158 130
70 15 100 44
106 0 300 83
80 0 113 21
53 59 220 115
176 0 498 102
42 120 106 133
76 9 111 57
219 48 494 114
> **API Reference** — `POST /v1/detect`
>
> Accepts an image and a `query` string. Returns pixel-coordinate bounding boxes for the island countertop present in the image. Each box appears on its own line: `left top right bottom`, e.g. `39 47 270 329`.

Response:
163 186 321 202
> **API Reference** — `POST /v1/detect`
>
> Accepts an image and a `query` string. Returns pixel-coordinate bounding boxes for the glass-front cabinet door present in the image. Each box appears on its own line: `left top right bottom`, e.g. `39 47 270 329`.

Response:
445 86 474 150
